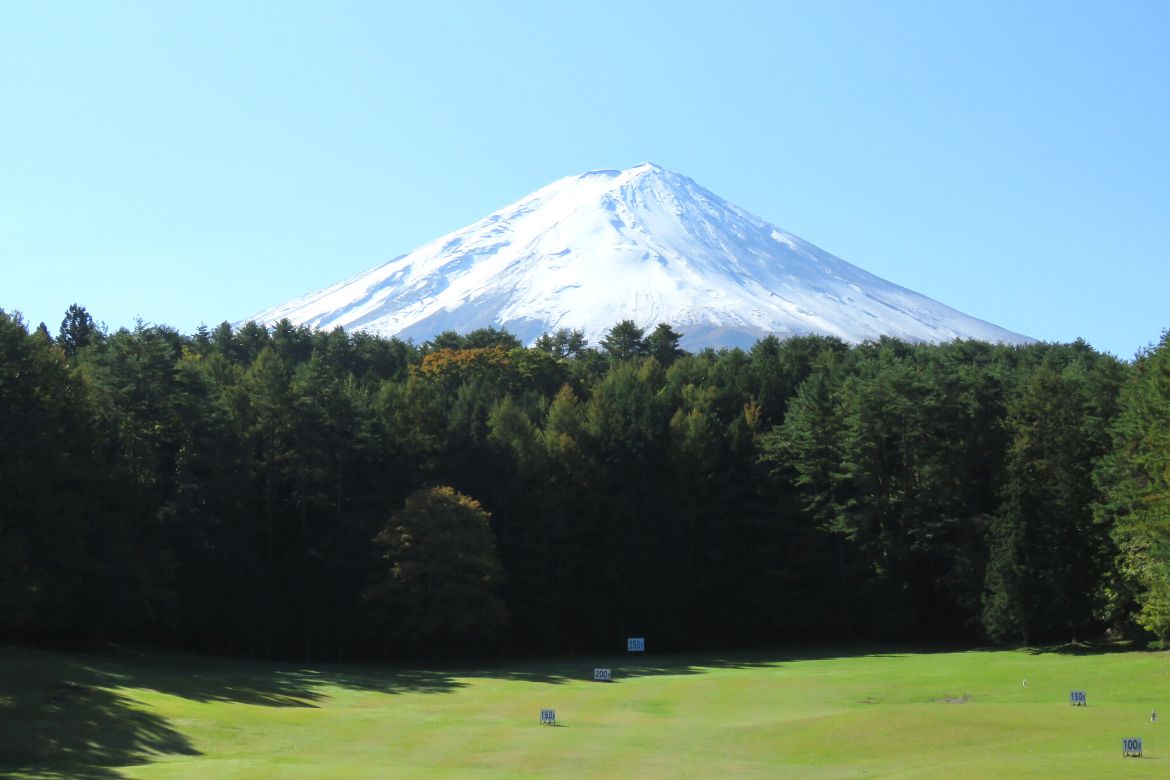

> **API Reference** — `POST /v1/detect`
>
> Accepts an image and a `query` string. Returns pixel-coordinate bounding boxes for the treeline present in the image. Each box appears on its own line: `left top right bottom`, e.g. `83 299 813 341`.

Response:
2 306 1169 659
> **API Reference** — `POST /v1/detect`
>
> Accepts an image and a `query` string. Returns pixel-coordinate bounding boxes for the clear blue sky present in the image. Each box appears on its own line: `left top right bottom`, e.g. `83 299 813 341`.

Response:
2 1 1167 358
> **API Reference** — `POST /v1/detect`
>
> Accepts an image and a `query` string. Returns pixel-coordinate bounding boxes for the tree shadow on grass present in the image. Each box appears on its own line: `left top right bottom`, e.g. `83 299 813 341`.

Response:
0 641 1015 777
0 648 199 779
455 643 964 686
460 656 778 686
1024 640 1145 656
0 645 469 779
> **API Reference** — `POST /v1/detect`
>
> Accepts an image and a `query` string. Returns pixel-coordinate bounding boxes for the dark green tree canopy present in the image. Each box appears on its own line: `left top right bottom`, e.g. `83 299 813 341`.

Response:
366 486 508 650
1096 330 1170 642
58 303 100 356
4 304 1164 658
600 320 649 362
534 328 588 359
647 323 684 366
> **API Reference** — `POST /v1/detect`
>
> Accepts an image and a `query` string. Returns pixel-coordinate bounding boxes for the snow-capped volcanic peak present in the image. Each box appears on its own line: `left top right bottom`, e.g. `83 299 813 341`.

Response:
246 163 1031 349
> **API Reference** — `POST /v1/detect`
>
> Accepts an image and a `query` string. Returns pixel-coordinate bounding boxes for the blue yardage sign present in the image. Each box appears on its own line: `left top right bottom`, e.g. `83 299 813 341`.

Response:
627 637 645 652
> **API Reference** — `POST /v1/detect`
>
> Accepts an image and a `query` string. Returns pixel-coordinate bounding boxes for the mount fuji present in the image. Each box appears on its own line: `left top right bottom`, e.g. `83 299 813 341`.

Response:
245 163 1031 350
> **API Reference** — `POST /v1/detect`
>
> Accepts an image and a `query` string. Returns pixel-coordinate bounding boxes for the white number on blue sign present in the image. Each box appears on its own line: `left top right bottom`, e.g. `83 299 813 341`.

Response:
627 637 645 652
1122 737 1142 757
593 668 612 681
540 708 556 725
1070 690 1087 706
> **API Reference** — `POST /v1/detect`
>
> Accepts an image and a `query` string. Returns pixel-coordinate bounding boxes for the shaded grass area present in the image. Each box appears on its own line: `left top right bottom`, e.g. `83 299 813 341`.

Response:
2 642 1168 778
0 643 900 778
0 644 474 778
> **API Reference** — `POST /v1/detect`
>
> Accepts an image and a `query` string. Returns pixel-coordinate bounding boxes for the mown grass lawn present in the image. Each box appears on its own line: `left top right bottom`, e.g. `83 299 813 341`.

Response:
2 643 1168 778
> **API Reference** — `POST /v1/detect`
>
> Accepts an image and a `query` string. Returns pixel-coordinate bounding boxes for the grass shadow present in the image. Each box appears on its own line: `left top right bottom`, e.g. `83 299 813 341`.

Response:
4 639 1140 777
0 648 200 779
1025 640 1144 656
0 644 470 779
453 642 975 687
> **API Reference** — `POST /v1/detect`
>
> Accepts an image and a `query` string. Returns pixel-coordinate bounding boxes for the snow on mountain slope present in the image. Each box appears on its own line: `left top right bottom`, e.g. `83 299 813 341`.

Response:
245 163 1032 350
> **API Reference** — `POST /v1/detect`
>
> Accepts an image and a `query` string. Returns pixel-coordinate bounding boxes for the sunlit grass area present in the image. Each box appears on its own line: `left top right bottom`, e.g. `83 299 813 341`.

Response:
3 644 1168 778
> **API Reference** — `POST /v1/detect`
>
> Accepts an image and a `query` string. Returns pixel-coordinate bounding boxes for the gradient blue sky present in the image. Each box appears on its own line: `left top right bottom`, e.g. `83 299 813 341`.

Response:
2 1 1167 358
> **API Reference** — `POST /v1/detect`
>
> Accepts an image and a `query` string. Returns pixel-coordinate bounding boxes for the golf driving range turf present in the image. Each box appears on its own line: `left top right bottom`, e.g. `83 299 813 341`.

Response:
3 644 1168 778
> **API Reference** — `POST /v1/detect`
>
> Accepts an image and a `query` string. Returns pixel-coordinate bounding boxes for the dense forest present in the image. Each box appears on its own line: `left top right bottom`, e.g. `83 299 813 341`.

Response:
2 305 1169 660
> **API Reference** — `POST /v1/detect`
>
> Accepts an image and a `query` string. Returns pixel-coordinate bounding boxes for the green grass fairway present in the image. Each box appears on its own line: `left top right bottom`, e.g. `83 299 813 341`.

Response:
3 644 1168 778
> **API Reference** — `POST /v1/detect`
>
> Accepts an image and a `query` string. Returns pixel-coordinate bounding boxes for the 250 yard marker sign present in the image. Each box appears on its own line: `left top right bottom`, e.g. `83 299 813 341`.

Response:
627 637 645 652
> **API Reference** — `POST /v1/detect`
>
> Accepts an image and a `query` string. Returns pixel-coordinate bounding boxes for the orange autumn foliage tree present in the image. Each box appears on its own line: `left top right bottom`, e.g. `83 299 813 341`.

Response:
415 346 515 391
